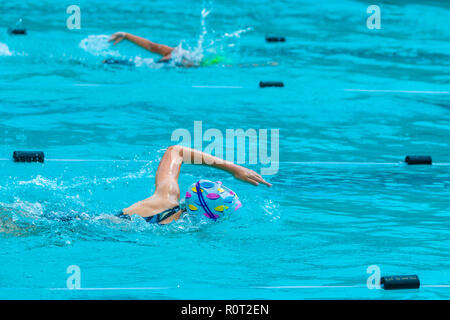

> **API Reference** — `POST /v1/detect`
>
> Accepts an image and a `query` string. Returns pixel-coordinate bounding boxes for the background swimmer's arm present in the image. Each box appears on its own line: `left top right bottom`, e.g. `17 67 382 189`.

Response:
109 32 174 57
155 146 271 200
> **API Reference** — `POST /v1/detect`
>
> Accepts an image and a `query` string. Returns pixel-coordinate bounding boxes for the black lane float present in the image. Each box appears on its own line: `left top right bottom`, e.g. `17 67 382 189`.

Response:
380 275 420 290
265 36 286 42
405 155 432 165
13 151 45 163
259 81 284 88
7 28 27 35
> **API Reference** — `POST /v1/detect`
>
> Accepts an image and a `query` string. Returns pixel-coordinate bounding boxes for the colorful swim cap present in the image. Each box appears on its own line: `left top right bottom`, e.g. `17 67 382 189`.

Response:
184 180 242 220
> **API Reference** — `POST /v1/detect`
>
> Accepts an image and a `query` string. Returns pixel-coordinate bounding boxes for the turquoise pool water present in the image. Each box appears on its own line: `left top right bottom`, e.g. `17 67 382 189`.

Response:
0 0 449 299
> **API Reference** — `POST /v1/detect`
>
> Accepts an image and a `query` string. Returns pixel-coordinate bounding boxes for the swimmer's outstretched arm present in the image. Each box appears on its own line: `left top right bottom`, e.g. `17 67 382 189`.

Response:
122 146 271 218
154 146 271 200
184 146 271 186
108 32 174 58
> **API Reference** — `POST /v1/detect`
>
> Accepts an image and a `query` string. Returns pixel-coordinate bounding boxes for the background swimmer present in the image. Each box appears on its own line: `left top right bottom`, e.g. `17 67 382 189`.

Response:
107 31 279 68
108 31 197 66
119 145 272 224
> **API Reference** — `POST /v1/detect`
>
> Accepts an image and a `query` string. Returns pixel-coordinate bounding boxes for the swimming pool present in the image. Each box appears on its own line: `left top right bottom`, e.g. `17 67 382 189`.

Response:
0 0 449 299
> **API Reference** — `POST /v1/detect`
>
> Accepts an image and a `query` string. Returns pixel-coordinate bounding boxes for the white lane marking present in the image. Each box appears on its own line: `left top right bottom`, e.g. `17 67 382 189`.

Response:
49 287 172 291
46 159 149 162
253 285 365 289
74 84 102 87
422 285 450 288
284 161 450 166
191 85 245 89
285 161 400 165
345 89 450 94
2 284 450 291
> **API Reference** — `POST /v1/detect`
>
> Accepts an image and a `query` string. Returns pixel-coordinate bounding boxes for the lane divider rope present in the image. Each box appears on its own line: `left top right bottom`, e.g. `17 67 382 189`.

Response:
1 159 450 165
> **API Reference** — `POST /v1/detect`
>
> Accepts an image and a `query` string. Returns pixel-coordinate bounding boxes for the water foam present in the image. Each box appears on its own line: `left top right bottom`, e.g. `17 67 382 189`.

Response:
79 35 121 57
0 42 12 56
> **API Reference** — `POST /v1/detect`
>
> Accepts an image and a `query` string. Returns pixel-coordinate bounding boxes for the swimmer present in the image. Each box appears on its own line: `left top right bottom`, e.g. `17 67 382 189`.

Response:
107 31 279 68
118 145 271 225
108 31 196 66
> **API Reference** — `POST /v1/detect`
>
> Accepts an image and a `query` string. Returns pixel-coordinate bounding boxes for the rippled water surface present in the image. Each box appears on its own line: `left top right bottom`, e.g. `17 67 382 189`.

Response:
0 0 449 299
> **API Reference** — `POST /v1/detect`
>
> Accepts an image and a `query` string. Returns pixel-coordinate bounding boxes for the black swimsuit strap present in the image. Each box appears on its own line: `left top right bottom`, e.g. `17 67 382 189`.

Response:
144 205 181 224
117 205 183 224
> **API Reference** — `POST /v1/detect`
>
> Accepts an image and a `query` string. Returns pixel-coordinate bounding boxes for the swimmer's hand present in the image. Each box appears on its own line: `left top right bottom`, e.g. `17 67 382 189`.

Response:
232 166 272 187
109 32 127 45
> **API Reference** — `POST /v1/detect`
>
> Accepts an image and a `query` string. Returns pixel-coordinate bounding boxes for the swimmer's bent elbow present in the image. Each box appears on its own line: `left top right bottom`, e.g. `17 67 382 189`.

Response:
166 145 183 155
166 145 185 162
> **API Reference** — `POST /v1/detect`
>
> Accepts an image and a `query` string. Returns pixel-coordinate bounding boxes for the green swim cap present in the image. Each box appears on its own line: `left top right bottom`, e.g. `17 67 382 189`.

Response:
200 55 230 67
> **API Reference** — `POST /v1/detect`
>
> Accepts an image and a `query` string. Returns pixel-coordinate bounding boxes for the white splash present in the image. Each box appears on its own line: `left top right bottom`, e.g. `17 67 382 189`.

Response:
79 35 121 57
174 8 253 66
18 175 61 190
0 42 12 56
0 199 44 218
133 56 164 69
169 8 212 66
223 27 253 39
262 199 281 222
